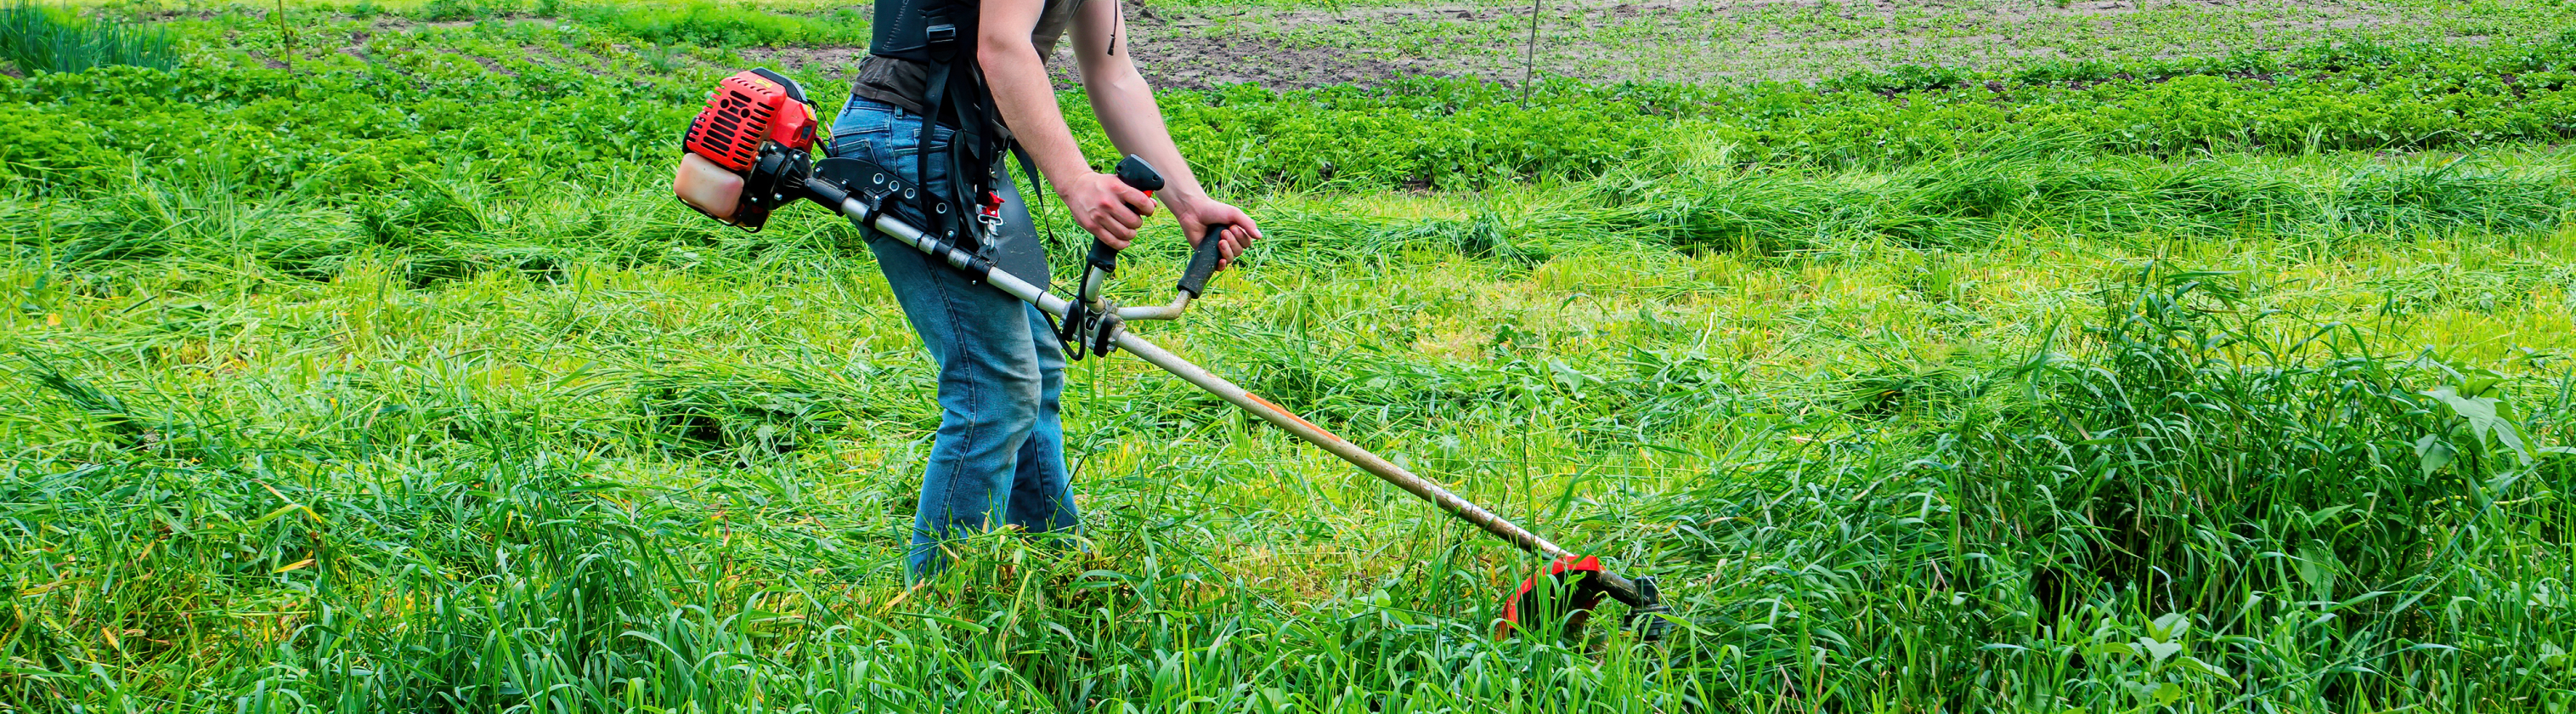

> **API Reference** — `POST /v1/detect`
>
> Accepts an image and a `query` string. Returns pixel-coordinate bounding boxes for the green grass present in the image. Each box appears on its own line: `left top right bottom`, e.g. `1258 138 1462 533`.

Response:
0 2 173 75
552 2 871 47
7 147 2573 711
3 3 2576 711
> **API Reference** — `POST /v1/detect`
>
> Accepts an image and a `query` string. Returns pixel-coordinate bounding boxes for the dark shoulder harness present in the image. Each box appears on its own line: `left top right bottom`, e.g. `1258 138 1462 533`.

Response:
870 0 1013 260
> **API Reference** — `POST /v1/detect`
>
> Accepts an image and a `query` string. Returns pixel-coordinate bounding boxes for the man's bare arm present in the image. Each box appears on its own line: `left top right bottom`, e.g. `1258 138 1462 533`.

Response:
980 0 1153 246
1066 0 1260 259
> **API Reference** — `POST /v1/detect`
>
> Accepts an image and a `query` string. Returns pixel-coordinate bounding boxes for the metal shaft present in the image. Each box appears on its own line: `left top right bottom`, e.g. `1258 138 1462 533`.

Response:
837 195 1574 561
1110 333 1573 559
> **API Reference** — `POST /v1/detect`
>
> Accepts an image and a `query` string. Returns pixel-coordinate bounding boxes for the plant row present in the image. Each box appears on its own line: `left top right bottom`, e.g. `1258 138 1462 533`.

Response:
4 26 2576 195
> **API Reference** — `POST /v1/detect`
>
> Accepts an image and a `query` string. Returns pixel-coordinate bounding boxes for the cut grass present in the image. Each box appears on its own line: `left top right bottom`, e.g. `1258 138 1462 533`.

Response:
5 143 2574 709
18 14 2576 197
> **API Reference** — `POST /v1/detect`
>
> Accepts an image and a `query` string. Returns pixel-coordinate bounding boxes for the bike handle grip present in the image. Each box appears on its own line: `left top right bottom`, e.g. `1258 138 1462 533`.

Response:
1178 224 1229 298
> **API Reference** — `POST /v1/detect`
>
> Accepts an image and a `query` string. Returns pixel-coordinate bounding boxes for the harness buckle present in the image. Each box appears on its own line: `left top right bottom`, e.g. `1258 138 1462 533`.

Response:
975 189 1006 241
979 190 1003 216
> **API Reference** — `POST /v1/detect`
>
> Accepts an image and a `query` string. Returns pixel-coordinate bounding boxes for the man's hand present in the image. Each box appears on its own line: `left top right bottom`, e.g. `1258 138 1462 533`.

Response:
1166 196 1262 269
1059 171 1156 248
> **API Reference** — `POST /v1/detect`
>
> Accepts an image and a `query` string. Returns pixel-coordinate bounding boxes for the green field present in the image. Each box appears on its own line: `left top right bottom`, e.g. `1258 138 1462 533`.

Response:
4 1 2575 711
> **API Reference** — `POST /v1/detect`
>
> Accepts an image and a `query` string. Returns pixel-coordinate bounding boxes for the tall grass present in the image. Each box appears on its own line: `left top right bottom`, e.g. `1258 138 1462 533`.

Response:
0 3 174 75
5 257 2568 711
1640 269 2576 710
6 137 2573 714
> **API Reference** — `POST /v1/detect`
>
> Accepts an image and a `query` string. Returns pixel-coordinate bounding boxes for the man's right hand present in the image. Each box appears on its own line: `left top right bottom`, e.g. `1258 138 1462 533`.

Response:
1059 171 1156 249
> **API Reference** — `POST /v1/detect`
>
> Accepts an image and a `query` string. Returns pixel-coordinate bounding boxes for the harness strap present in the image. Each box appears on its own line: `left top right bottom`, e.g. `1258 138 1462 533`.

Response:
918 60 952 246
1008 142 1059 249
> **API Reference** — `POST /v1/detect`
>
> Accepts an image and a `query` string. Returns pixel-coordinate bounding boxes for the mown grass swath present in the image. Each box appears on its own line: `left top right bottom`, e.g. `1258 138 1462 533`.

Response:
3 3 2573 712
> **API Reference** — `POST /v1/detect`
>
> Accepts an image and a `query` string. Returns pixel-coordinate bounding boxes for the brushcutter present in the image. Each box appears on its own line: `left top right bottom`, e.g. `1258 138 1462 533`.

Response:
670 68 1672 642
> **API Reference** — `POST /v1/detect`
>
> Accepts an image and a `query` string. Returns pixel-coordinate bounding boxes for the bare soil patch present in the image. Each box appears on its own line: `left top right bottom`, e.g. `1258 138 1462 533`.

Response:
1125 0 2489 85
151 0 2532 90
1114 2 1493 88
446 50 519 76
734 41 1466 92
1087 37 1470 90
736 4 1471 92
735 46 874 81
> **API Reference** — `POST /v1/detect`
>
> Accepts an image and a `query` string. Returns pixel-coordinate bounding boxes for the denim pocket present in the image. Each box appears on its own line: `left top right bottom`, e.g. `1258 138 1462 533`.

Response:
829 101 952 178
883 120 953 166
828 99 896 156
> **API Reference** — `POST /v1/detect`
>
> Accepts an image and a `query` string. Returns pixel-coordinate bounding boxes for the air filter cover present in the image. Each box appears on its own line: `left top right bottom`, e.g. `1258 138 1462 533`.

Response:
683 68 817 173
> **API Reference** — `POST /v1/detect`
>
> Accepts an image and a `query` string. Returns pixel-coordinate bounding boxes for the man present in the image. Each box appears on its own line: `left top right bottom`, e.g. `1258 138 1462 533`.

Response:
831 0 1259 579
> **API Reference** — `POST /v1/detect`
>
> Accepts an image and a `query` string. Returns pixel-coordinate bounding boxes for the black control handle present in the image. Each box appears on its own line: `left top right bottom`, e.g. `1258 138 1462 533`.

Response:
1085 239 1119 275
1084 154 1165 280
1178 224 1229 298
1115 154 1167 194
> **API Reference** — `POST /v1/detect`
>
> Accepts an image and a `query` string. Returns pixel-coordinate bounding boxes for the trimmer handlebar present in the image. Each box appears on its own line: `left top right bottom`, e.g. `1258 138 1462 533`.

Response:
1176 222 1228 298
1078 154 1229 321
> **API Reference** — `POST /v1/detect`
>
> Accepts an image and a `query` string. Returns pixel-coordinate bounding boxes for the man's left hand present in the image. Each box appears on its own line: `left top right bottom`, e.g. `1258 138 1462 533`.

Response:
1165 196 1262 269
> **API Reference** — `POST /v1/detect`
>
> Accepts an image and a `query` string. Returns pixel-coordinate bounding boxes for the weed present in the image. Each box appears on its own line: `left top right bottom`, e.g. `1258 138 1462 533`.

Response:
561 2 871 48
0 2 174 75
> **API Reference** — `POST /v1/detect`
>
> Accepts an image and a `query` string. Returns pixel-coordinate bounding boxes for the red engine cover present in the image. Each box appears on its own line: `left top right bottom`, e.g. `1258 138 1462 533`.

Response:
684 70 816 173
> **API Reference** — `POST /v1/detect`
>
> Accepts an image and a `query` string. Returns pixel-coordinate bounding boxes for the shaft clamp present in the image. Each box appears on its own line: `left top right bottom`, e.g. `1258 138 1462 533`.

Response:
1058 298 1123 360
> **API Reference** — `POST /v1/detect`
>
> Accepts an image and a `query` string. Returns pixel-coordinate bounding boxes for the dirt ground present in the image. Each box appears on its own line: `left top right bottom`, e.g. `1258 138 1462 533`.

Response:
737 20 1471 90
1094 0 2508 87
248 0 2541 90
1065 34 1471 90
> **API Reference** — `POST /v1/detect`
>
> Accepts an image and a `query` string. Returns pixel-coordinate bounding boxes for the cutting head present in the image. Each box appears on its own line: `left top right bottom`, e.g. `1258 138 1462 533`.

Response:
1500 555 1671 643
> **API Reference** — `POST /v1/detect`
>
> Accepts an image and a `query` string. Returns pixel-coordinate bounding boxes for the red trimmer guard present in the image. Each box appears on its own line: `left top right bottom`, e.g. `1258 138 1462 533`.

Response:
1498 554 1605 639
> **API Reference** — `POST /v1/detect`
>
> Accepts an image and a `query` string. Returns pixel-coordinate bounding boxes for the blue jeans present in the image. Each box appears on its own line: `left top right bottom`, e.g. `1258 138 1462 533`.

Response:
829 96 1076 580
